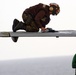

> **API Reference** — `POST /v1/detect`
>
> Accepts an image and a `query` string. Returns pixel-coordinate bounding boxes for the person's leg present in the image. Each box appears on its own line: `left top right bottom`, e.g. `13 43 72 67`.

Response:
12 19 26 42
22 13 39 32
12 19 19 32
13 22 26 32
25 21 39 32
12 19 20 42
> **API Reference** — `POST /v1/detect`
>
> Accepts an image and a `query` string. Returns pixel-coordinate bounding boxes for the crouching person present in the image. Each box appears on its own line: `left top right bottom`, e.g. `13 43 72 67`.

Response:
12 3 60 32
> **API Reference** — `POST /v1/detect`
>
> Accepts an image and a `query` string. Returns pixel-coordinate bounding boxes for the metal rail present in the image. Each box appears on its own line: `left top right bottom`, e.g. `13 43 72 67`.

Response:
0 30 76 37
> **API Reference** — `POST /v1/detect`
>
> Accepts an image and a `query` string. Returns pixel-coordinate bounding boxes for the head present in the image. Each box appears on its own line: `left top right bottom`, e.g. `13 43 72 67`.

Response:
49 3 60 15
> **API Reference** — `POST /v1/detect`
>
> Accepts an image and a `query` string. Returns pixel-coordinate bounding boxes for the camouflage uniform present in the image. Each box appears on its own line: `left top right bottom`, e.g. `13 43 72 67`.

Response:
22 3 50 32
22 13 39 32
13 3 60 32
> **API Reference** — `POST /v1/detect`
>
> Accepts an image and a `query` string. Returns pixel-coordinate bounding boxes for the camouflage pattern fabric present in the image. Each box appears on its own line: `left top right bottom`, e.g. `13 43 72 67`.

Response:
25 21 39 32
22 13 39 32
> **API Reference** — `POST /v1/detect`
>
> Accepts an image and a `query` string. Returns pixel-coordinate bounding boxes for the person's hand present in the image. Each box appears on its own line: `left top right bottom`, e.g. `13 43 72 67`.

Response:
41 27 47 32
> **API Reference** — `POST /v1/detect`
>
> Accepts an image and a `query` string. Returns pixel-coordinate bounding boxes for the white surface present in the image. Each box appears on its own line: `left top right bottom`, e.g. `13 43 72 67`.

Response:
0 56 74 75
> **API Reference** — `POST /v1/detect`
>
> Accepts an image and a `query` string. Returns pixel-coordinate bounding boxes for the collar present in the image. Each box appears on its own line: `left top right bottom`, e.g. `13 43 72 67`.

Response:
43 4 46 8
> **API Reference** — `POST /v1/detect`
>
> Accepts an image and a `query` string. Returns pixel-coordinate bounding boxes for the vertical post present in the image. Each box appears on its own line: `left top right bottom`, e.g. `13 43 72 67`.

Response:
75 68 76 75
72 54 76 75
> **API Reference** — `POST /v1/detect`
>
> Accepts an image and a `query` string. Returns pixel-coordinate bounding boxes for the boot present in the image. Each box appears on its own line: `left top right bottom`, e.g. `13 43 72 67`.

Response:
12 19 19 32
11 37 18 42
13 22 26 32
12 19 20 42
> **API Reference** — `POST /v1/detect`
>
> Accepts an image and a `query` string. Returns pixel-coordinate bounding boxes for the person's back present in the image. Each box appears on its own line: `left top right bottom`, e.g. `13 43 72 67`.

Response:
22 3 50 28
23 3 49 17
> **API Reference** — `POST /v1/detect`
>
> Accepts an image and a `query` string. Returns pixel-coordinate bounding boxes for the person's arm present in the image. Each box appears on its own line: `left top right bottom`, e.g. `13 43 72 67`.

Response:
35 10 47 31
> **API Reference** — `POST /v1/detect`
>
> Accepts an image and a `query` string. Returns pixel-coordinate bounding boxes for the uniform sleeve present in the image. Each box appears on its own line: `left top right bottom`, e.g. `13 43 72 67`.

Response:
35 10 45 28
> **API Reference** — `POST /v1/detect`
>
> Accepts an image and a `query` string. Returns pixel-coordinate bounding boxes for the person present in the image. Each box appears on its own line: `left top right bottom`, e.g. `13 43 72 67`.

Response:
12 3 60 33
